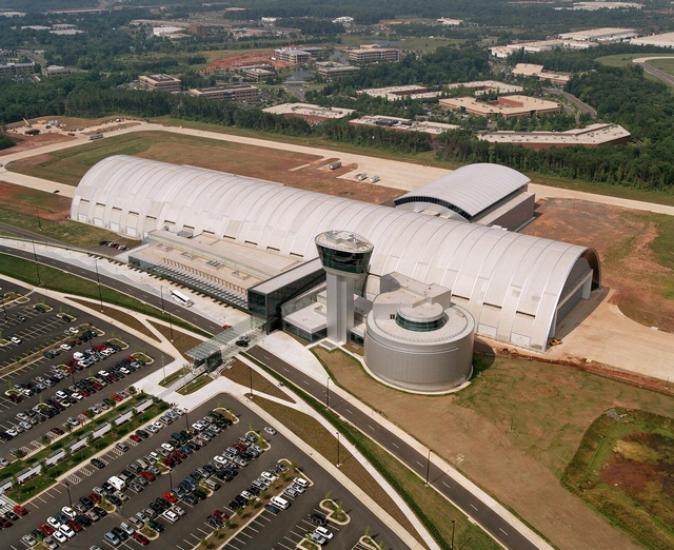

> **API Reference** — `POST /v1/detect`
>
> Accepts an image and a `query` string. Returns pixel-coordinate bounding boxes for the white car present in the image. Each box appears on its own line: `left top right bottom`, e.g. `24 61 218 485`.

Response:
52 530 67 544
213 455 228 466
263 426 277 436
161 443 174 452
47 516 62 529
172 505 185 517
10 336 22 344
59 524 75 538
73 352 84 360
61 506 76 518
60 343 72 351
260 471 277 482
162 510 179 523
314 526 334 541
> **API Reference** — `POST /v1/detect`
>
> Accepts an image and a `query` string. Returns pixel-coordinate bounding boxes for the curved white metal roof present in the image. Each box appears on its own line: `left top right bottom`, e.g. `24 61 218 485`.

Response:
72 155 599 351
394 163 530 218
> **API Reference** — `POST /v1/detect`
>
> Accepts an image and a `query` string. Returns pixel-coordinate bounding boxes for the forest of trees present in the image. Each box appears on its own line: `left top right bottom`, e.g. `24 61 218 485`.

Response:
0 133 15 150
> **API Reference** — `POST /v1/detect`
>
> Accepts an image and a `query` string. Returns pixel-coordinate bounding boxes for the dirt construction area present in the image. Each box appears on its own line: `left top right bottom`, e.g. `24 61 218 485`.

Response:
524 197 674 333
204 49 274 73
314 347 674 550
8 131 402 205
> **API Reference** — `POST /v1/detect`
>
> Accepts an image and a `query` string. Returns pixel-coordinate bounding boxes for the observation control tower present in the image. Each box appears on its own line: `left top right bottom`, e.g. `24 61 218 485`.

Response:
315 230 374 344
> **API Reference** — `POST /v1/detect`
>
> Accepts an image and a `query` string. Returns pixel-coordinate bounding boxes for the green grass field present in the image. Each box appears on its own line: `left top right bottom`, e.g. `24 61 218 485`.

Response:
563 409 674 549
595 52 669 68
650 58 674 76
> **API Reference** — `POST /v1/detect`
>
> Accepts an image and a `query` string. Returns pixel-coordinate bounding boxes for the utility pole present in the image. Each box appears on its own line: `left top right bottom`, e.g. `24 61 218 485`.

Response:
94 258 104 313
336 432 341 468
31 240 42 286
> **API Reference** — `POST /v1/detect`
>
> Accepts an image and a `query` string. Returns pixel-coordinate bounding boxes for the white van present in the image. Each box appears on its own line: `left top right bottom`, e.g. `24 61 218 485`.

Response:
270 496 290 510
108 475 126 491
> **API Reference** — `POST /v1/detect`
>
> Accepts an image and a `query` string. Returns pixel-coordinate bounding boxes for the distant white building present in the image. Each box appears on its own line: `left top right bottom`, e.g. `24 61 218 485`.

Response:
437 18 463 26
332 16 354 25
630 32 674 49
558 27 638 43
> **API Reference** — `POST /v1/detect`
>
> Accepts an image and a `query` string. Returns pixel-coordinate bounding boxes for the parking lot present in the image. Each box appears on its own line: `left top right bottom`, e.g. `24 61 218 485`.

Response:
3 393 402 550
0 281 170 465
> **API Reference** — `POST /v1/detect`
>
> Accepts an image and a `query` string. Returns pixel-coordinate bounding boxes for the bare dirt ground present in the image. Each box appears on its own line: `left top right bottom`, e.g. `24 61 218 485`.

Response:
0 132 74 157
204 49 274 73
524 197 674 332
315 347 674 550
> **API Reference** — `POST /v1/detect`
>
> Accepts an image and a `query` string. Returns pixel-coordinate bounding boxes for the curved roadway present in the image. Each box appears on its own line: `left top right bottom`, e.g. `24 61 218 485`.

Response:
632 56 674 88
0 244 546 550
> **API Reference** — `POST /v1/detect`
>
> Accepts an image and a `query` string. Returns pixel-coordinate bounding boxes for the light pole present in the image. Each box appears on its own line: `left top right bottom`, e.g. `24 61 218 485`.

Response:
336 432 341 468
326 377 330 409
94 257 104 313
161 355 166 382
31 240 42 286
249 366 254 398
64 480 73 507
451 519 456 549
159 286 174 342
425 449 431 486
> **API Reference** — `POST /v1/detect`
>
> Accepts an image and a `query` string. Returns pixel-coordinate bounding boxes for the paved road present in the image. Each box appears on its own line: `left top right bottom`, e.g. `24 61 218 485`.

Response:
0 246 541 549
247 347 538 550
544 87 597 117
632 56 674 88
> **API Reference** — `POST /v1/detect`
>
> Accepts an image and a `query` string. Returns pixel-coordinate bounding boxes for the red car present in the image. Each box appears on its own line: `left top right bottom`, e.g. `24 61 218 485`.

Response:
39 523 55 536
68 519 83 532
111 393 123 403
140 471 156 482
213 509 229 521
162 491 178 504
13 505 28 517
129 434 142 443
222 324 232 330
89 492 101 503
133 532 150 546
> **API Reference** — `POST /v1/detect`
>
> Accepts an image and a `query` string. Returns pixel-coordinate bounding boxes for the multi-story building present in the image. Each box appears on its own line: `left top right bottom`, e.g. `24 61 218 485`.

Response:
315 61 359 81
478 123 631 149
440 95 561 118
357 84 442 101
187 84 260 102
348 45 400 65
349 115 459 137
0 61 35 79
237 64 276 81
273 47 312 65
138 74 182 92
512 64 570 85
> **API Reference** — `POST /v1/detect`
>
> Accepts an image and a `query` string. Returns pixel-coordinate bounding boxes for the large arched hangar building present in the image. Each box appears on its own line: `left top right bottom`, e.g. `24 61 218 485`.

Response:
71 155 600 351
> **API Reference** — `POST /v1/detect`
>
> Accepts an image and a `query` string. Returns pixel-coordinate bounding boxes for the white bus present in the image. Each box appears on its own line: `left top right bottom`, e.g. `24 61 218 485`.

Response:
171 289 193 307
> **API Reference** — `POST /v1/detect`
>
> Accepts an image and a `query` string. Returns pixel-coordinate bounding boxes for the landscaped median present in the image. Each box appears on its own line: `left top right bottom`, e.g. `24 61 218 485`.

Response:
0 392 169 502
177 373 213 395
159 367 191 387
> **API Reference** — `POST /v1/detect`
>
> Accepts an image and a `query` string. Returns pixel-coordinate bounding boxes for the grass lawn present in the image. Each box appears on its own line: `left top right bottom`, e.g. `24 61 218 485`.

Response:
177 373 213 395
159 367 191 387
0 182 120 248
311 347 674 548
650 57 674 76
595 52 668 68
0 252 209 337
222 359 294 402
563 409 674 549
147 320 204 355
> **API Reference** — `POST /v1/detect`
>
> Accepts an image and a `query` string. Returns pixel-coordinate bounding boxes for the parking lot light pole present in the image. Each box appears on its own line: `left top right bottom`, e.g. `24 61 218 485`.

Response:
64 480 73 507
336 431 341 468
451 519 456 549
94 257 104 313
425 449 431 486
31 240 42 287
326 377 330 409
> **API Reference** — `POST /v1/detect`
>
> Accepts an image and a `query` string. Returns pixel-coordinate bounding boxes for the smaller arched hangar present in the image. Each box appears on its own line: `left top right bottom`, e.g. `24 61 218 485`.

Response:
394 163 535 230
